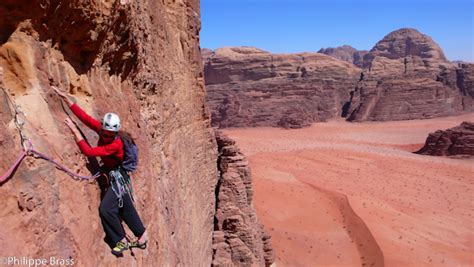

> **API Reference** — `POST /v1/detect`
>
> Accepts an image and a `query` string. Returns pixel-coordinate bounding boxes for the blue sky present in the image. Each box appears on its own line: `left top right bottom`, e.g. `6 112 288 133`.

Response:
200 0 474 61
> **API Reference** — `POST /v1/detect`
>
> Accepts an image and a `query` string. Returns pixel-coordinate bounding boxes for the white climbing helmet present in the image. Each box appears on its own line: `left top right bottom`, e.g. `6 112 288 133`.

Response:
101 113 121 132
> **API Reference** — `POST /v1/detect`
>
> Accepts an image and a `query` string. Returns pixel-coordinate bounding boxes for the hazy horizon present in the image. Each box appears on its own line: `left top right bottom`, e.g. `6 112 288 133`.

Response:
200 0 474 62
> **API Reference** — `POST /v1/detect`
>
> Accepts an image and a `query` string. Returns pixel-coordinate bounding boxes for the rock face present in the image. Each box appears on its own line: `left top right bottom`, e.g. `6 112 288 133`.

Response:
0 3 273 266
205 28 474 128
416 122 474 156
205 47 361 128
456 63 474 100
318 45 368 67
213 131 274 266
0 1 236 266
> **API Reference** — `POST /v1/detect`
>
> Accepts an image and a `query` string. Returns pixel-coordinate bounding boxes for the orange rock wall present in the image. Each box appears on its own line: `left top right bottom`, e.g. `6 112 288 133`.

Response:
0 1 219 266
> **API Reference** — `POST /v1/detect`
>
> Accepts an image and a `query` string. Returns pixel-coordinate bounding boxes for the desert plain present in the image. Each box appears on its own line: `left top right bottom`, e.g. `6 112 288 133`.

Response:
224 113 474 267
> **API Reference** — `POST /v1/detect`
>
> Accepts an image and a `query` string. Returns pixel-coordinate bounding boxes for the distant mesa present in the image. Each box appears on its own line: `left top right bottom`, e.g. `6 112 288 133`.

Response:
201 48 214 62
416 121 474 157
318 45 368 67
453 60 470 64
203 28 474 128
204 46 361 128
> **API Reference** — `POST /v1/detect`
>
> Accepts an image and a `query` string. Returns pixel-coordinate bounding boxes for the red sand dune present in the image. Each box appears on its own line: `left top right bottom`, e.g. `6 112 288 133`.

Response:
223 114 474 267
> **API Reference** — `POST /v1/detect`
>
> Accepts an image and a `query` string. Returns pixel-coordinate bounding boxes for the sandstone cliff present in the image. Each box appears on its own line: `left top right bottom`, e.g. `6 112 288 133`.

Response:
415 121 474 156
212 131 274 266
0 1 274 266
204 28 473 128
205 47 361 128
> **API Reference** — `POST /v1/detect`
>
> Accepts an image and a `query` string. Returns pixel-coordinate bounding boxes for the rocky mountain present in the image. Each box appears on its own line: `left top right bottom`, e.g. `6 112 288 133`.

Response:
362 28 448 68
0 1 271 266
347 28 473 121
415 121 474 156
318 45 368 67
205 47 361 128
204 28 474 128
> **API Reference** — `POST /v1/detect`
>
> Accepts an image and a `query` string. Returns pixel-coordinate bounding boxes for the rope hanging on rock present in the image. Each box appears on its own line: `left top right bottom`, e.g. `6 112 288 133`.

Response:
0 140 101 183
0 89 101 184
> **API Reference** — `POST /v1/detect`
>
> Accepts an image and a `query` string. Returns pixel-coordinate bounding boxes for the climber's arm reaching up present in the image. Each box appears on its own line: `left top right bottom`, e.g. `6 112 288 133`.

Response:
52 86 101 133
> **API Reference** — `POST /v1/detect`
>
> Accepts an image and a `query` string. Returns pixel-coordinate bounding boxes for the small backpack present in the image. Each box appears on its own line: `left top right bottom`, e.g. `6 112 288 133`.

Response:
121 136 138 172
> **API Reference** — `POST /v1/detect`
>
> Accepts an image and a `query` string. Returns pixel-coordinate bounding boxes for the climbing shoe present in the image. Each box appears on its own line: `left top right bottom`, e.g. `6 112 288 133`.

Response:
129 239 147 249
111 241 129 256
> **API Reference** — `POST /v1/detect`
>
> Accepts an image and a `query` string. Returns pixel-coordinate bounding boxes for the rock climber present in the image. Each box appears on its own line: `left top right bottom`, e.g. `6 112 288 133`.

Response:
52 86 148 256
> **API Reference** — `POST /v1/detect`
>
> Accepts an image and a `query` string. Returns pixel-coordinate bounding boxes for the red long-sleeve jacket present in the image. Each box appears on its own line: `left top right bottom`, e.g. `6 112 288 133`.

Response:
70 104 124 168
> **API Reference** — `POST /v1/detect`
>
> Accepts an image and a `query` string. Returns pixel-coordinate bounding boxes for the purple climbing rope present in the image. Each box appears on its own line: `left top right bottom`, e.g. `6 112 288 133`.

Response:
1 140 101 183
0 150 27 183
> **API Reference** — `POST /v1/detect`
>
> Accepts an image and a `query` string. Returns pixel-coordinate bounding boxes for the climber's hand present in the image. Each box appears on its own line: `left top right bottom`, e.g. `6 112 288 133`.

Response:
64 118 76 131
52 86 74 107
64 118 83 142
52 86 67 98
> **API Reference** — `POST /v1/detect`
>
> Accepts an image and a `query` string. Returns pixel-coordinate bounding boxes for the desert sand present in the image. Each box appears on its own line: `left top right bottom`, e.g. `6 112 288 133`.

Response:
223 114 474 267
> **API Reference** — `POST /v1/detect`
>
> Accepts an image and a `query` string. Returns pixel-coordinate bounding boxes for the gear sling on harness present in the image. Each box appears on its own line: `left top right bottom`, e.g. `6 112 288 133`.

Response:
109 168 134 208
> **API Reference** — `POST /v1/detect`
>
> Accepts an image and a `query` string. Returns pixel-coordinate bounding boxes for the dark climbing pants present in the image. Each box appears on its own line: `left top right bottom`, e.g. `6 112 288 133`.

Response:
99 171 145 245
